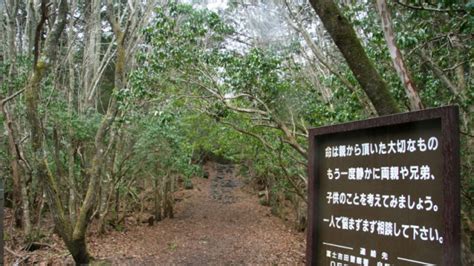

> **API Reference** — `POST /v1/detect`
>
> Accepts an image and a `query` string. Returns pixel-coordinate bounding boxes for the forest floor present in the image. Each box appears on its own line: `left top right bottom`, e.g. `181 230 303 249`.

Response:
4 162 306 265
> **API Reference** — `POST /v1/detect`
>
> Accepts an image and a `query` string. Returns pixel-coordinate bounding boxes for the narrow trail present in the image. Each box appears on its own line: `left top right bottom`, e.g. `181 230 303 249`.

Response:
91 162 306 265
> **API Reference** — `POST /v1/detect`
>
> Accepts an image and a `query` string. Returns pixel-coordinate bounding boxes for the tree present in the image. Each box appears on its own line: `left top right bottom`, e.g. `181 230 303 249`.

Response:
375 0 424 111
20 0 156 262
308 0 400 115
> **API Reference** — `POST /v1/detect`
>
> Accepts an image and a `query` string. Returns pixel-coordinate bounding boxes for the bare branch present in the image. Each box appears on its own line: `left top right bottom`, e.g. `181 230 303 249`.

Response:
419 49 462 98
394 1 467 13
1 89 25 104
218 120 276 151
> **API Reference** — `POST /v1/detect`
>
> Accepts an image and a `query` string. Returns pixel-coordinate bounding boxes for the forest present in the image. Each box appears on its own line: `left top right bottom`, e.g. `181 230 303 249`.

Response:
0 0 472 264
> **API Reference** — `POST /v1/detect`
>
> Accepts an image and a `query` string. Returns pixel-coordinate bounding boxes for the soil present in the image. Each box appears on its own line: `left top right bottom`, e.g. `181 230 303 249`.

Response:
4 162 306 265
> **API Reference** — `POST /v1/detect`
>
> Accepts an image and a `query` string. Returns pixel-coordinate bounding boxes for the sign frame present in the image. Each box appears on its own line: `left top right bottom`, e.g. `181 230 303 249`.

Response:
306 106 460 265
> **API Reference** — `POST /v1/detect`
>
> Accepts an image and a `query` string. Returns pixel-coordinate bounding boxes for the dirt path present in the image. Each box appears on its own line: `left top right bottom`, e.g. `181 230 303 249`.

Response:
95 163 306 265
5 163 306 265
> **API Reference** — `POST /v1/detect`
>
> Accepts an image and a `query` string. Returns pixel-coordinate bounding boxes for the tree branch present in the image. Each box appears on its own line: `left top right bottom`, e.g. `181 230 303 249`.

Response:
419 49 462 98
394 1 467 13
1 89 25 104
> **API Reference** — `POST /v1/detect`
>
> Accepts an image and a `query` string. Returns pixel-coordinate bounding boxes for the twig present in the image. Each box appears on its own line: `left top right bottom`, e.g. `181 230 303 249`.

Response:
443 61 469 72
394 0 466 13
0 89 25 104
15 255 31 265
460 131 474 138
406 35 447 57
5 246 23 258
6 246 31 264
28 241 63 252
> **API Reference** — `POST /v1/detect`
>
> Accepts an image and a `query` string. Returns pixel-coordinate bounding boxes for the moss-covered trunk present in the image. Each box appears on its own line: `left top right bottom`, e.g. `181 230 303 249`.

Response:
25 63 76 258
23 1 93 264
65 237 91 264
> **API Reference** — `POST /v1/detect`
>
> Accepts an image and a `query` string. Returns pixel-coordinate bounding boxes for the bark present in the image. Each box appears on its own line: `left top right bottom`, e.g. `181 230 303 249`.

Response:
81 0 101 110
24 0 90 262
66 0 77 224
5 0 19 94
64 237 90 264
25 0 37 54
52 127 65 179
69 1 124 254
376 0 423 111
71 87 118 262
98 129 118 234
20 170 32 235
114 186 120 223
1 90 31 232
3 0 24 227
276 119 307 158
153 175 162 222
308 0 400 115
25 62 75 256
1 104 22 227
97 170 110 234
163 174 174 219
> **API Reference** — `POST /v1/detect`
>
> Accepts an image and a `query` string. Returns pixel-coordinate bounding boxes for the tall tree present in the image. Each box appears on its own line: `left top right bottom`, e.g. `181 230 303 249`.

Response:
376 0 424 111
308 0 400 115
3 0 25 229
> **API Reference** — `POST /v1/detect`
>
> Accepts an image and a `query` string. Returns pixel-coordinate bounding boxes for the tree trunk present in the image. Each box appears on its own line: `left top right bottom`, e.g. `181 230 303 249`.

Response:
1 103 23 228
67 0 77 224
163 174 174 219
375 0 423 111
23 0 90 262
114 186 120 223
308 0 400 115
5 0 19 95
1 93 31 233
65 236 90 264
81 0 101 111
153 175 162 222
25 63 75 251
25 0 37 54
4 0 24 228
20 170 32 235
97 176 109 234
70 0 127 253
98 130 117 234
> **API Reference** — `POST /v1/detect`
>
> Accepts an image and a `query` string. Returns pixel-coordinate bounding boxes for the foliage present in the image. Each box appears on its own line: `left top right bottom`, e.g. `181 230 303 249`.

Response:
0 1 472 262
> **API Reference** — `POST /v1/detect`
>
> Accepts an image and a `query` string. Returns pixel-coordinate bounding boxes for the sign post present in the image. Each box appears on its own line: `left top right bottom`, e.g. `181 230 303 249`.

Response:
307 106 460 265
